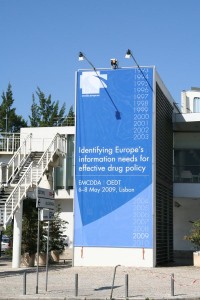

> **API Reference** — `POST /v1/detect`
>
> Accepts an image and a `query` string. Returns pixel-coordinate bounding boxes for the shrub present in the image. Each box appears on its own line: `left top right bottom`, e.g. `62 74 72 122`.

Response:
184 220 200 250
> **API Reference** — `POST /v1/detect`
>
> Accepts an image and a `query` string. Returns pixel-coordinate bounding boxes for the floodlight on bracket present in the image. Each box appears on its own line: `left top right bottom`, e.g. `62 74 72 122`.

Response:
78 51 121 119
78 52 96 71
125 49 153 92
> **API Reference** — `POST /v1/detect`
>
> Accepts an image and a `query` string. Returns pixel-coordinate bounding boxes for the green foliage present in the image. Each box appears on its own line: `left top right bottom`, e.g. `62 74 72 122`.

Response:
0 83 27 132
43 209 68 254
184 220 200 250
0 83 73 130
29 87 66 127
3 224 13 256
3 224 13 238
62 105 75 126
21 199 45 256
21 199 68 256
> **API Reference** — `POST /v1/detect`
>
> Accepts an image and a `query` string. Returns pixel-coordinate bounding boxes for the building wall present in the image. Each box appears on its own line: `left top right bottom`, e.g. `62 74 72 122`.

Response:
181 89 200 113
74 67 176 267
56 198 74 248
74 67 155 267
20 126 74 152
173 131 200 254
173 197 200 251
155 83 174 265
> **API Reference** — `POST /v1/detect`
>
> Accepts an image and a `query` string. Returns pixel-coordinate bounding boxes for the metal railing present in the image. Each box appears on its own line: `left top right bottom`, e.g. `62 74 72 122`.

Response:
36 133 66 184
4 163 33 224
0 133 32 189
6 134 32 185
0 133 20 152
3 133 66 225
174 165 200 183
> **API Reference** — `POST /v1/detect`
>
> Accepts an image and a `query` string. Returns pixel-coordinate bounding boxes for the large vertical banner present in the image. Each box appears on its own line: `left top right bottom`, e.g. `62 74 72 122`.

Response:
75 67 153 248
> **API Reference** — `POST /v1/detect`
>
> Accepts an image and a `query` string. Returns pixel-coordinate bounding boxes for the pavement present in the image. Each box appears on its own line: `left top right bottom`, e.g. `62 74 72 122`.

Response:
1 255 200 300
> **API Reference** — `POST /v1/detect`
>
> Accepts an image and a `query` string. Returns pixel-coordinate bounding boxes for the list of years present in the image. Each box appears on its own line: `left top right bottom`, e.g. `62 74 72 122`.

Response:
133 69 151 140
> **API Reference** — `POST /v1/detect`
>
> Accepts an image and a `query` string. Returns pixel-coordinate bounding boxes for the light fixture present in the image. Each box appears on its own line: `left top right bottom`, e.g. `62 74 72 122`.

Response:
110 58 118 69
78 52 84 61
78 51 96 70
78 51 121 120
125 49 131 59
125 49 153 92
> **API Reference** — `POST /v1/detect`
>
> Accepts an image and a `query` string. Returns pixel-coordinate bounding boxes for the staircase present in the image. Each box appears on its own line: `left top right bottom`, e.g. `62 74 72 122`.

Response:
0 133 66 227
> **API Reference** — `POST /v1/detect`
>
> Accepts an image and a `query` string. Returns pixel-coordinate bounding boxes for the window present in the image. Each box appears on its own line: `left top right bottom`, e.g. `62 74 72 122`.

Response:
193 97 200 112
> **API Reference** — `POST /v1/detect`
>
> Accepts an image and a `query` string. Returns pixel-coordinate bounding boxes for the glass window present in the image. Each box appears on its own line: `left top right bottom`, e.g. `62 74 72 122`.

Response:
193 97 200 112
66 135 74 189
174 149 200 182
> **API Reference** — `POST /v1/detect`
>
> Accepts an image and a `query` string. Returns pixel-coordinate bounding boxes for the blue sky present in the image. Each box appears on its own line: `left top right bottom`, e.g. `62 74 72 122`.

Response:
0 0 200 123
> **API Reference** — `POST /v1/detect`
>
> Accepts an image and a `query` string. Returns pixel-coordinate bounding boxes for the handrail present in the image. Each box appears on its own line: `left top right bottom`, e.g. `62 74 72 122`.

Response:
4 162 33 225
0 133 20 153
6 134 32 184
35 133 66 184
3 133 66 225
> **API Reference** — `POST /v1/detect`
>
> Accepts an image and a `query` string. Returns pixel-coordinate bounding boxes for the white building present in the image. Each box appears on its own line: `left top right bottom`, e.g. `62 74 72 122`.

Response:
0 68 199 268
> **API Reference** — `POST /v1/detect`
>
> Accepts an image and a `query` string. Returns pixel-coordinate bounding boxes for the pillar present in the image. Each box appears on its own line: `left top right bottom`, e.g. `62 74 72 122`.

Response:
12 203 23 268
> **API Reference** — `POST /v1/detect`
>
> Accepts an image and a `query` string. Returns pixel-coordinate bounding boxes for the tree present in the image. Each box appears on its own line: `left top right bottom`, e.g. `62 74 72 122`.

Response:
29 87 66 127
21 199 39 256
0 83 27 132
184 220 200 251
62 105 75 126
22 200 68 256
43 208 68 255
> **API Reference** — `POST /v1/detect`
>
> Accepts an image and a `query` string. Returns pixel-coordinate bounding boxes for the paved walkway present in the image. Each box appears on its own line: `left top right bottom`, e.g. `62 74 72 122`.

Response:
1 256 200 299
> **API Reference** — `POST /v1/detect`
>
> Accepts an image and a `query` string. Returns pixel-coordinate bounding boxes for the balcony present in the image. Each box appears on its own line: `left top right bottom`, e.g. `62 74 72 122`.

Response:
174 166 200 183
0 133 20 153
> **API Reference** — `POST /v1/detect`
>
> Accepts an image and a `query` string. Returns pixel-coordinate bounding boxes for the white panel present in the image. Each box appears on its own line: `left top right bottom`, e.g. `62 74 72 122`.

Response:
74 247 154 267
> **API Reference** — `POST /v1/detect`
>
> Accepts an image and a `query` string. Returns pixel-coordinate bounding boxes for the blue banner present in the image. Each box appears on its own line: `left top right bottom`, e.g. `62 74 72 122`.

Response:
75 67 153 248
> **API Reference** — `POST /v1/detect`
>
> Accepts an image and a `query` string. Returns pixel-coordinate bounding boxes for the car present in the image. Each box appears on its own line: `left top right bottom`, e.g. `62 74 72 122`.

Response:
1 236 11 252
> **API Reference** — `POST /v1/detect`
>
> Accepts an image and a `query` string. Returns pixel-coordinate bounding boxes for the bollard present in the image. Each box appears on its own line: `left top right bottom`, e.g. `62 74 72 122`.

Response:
23 271 27 295
110 265 120 299
75 273 78 297
125 274 129 299
171 273 174 296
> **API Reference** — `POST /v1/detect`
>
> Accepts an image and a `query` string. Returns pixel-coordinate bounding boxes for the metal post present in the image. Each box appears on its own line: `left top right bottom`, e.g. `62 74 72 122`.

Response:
125 274 128 298
23 271 26 295
0 230 2 257
171 273 174 296
110 265 120 299
45 220 50 291
75 273 78 297
36 206 40 294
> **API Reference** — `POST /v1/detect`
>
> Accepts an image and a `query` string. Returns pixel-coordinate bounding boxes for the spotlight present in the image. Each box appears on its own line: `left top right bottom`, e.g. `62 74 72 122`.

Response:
125 49 140 66
125 48 153 92
125 49 131 59
78 51 96 70
78 52 121 120
78 52 84 61
110 58 118 69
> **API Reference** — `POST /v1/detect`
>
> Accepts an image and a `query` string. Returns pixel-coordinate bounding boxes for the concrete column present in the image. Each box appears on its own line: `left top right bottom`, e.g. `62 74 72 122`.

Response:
12 203 23 268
